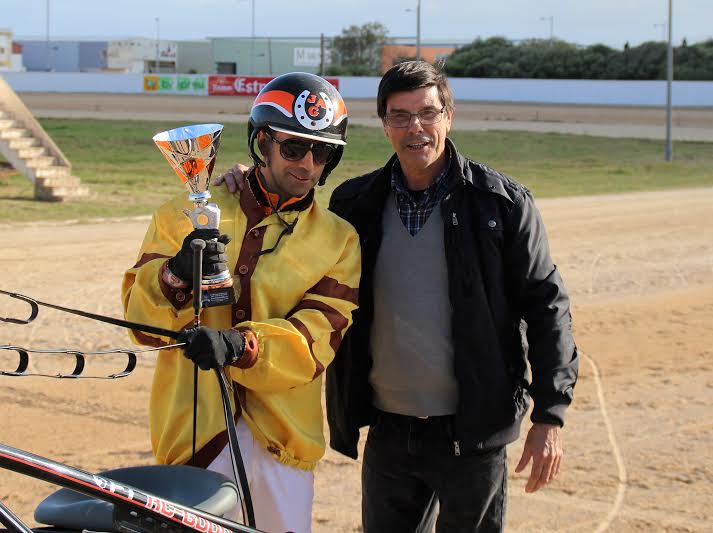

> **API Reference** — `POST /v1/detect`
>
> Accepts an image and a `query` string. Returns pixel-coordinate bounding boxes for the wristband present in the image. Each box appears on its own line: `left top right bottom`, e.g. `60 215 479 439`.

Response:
161 262 190 289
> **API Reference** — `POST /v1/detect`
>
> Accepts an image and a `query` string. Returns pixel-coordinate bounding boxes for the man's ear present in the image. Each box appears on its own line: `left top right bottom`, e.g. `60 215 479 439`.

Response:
257 131 269 157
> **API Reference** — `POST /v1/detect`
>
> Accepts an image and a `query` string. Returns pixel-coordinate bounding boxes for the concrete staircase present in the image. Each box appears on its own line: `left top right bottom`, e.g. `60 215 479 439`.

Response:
0 75 89 201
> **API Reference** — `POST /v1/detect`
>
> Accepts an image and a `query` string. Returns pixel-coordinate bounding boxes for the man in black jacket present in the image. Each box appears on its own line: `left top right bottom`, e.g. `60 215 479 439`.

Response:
217 62 577 533
326 61 577 533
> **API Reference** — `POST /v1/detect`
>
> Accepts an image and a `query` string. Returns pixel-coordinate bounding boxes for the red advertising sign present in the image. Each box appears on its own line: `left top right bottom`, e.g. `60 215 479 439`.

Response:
208 75 339 97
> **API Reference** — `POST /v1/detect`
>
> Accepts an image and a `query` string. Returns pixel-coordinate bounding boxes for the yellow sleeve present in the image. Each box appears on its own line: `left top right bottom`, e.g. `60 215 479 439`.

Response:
121 205 195 346
229 229 360 392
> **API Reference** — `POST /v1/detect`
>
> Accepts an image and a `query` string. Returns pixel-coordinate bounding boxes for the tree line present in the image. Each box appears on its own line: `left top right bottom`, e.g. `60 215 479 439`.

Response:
325 23 713 80
444 37 713 80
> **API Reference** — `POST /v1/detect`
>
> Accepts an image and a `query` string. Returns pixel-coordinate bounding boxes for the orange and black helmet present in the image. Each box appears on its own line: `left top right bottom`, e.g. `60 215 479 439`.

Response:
248 72 348 184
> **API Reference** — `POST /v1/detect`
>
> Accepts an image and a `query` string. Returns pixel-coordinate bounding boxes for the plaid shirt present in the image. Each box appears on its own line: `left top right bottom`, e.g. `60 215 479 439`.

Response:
391 149 452 236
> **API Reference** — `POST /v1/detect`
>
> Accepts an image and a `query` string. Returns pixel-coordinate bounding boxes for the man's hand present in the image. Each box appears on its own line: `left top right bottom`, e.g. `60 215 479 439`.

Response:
177 326 245 370
212 163 251 193
167 229 231 284
514 423 563 493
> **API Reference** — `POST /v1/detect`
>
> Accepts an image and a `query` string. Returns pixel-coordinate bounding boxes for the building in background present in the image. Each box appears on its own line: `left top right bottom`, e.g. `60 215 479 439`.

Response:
17 38 107 72
211 37 329 76
105 38 211 74
0 29 24 71
7 34 469 76
175 40 213 74
0 30 24 71
106 38 176 73
380 38 470 73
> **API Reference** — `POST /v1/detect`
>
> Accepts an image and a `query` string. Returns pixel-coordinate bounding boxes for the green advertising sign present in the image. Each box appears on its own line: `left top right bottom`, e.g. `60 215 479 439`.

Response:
143 75 208 95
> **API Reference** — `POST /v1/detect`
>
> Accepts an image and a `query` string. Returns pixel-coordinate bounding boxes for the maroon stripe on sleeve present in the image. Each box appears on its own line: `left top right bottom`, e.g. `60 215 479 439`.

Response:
308 276 359 305
287 316 325 379
132 252 170 269
130 329 168 348
158 261 192 310
288 299 349 332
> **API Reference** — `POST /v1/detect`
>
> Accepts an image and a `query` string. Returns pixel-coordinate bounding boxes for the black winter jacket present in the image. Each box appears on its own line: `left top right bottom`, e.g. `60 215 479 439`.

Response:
326 140 578 459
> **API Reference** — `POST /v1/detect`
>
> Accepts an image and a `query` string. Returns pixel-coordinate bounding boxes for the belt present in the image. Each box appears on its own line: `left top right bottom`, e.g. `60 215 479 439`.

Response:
373 408 453 424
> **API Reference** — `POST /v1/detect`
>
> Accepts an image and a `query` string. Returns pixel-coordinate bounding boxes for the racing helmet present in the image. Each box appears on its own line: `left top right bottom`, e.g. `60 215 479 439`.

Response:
248 72 348 185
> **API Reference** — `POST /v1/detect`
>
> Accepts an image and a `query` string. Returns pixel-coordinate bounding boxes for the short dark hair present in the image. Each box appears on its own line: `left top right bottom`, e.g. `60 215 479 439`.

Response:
377 61 454 119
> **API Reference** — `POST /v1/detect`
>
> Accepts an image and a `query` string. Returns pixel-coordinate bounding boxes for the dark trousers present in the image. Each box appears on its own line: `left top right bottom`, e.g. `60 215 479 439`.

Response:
362 410 507 533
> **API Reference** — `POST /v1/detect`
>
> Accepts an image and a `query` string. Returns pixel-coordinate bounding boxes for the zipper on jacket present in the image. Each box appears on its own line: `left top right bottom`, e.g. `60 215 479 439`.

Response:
451 212 459 226
454 441 461 456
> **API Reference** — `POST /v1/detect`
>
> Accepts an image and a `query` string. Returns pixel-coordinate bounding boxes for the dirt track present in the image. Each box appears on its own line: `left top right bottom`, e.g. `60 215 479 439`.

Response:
1 186 712 532
18 92 713 141
1 95 713 532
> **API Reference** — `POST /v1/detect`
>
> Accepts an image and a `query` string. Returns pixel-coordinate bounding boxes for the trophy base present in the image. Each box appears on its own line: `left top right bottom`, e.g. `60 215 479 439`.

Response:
201 285 236 308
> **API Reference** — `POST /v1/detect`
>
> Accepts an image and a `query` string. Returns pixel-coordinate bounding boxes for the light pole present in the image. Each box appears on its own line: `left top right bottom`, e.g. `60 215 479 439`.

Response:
45 0 50 71
665 0 673 161
405 0 421 61
539 16 554 41
250 0 255 74
155 17 160 73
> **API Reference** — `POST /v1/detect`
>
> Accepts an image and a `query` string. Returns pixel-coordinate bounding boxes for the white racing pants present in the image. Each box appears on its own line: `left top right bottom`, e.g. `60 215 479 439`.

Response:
207 418 314 533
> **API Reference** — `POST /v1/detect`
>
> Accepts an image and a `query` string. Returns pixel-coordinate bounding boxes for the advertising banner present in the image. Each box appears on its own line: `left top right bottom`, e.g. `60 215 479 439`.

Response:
143 74 208 95
208 75 340 97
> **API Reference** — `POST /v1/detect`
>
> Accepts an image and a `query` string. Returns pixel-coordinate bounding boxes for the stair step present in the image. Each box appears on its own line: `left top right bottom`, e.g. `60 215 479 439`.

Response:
8 137 40 150
0 128 30 140
0 119 16 129
35 166 71 178
18 146 47 159
35 175 83 188
35 184 90 202
25 155 56 168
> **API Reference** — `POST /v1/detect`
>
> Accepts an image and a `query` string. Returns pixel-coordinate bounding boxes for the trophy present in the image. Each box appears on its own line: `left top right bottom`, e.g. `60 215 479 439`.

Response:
153 124 235 308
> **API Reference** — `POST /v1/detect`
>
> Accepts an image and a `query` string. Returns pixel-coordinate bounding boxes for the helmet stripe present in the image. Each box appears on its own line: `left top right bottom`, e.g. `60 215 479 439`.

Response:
332 97 348 126
253 90 295 118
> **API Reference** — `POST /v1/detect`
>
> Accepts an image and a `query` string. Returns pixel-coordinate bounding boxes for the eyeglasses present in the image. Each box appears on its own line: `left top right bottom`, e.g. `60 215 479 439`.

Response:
383 107 446 128
265 131 337 166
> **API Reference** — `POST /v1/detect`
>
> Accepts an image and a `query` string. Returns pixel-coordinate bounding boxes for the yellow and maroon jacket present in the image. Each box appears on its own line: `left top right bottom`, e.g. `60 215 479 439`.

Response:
122 178 360 471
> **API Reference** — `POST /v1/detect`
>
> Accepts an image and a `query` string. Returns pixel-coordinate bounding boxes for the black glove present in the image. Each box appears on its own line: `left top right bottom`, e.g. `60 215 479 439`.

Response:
168 229 232 284
177 326 245 371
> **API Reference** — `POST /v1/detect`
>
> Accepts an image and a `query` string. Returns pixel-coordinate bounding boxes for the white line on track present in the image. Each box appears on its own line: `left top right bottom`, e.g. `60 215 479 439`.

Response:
581 350 629 532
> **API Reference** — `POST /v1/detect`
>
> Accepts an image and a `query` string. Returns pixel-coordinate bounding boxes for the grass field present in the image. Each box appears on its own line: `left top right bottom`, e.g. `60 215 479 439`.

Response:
1 118 713 222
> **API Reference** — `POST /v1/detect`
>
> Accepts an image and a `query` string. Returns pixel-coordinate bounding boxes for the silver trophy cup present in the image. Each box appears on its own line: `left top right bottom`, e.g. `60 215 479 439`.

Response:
153 124 235 307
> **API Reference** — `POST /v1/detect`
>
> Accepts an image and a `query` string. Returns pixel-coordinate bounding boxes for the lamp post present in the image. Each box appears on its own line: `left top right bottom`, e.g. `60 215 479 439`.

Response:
405 0 421 61
250 0 255 74
539 16 554 41
155 17 160 73
45 0 50 71
665 0 673 161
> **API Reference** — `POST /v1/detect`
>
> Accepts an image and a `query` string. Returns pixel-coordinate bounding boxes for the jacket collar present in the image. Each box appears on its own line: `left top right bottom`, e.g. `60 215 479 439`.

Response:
372 138 512 202
247 167 315 216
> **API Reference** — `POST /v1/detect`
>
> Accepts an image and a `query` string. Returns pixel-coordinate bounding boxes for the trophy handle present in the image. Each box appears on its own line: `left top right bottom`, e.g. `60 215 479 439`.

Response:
184 203 221 230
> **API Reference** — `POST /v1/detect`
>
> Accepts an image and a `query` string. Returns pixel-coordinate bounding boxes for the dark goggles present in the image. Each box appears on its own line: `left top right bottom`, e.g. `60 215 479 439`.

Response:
265 130 337 166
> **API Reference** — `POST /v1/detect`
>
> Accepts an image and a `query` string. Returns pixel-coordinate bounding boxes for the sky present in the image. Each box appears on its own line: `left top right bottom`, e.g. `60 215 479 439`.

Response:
2 0 712 49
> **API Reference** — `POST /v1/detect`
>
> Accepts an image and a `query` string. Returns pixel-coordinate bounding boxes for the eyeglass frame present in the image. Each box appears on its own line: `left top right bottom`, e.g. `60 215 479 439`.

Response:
263 130 337 166
382 106 447 128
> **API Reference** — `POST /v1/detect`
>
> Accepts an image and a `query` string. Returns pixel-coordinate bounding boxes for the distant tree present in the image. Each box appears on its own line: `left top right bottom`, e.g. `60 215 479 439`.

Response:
443 36 713 80
326 22 389 76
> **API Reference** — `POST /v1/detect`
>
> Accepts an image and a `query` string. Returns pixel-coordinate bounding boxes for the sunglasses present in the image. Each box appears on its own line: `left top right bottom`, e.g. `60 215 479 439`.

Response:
265 131 337 166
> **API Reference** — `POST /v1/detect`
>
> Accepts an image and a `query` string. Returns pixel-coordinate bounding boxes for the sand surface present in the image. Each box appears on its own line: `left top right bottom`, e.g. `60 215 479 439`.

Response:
1 95 712 532
1 187 711 532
